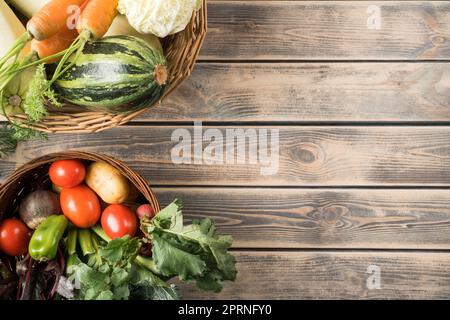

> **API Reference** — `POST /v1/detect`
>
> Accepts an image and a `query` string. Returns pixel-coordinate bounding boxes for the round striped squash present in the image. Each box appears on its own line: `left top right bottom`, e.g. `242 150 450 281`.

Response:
53 35 168 113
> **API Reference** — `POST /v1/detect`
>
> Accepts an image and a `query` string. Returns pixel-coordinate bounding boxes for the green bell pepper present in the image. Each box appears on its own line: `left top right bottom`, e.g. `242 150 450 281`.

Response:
29 215 69 261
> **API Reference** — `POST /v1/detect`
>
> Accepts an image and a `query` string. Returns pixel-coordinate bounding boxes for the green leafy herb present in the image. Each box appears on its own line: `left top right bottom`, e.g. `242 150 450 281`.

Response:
129 264 180 300
11 125 47 142
22 64 61 122
0 124 46 159
0 125 17 158
66 235 178 300
141 199 237 292
0 63 55 158
67 236 140 300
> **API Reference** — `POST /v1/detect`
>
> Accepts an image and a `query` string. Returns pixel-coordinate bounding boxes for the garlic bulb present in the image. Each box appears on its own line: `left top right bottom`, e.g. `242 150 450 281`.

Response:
118 0 202 38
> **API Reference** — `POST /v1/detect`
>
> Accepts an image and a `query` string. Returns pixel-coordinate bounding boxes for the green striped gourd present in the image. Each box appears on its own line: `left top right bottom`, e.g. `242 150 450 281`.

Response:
53 35 168 113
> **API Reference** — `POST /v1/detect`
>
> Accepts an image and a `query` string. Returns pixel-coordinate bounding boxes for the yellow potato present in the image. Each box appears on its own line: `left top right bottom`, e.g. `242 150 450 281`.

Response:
85 162 130 204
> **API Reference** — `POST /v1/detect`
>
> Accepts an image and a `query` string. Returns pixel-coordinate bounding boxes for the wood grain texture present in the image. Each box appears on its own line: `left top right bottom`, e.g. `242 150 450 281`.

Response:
200 1 450 60
155 188 450 249
135 62 450 122
178 251 450 299
4 62 450 123
4 126 450 186
1 0 449 301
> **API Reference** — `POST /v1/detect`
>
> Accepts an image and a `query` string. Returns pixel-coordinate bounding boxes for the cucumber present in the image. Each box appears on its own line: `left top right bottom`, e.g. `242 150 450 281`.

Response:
53 35 168 113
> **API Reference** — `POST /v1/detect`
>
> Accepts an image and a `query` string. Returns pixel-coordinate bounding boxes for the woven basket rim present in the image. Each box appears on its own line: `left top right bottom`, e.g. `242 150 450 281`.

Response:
0 151 160 221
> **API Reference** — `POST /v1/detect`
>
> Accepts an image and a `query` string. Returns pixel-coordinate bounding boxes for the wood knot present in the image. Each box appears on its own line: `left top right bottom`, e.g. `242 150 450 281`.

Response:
314 205 349 228
430 35 445 45
294 143 324 166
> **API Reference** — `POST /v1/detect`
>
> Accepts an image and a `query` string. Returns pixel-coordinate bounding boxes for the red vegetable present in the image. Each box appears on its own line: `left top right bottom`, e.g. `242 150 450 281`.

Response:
136 204 155 220
0 219 31 256
101 204 137 239
60 185 101 228
49 159 86 188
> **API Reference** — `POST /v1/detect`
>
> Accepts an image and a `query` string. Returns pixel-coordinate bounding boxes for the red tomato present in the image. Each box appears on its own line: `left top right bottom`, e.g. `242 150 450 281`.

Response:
101 204 137 239
60 185 101 228
0 219 31 256
49 159 86 188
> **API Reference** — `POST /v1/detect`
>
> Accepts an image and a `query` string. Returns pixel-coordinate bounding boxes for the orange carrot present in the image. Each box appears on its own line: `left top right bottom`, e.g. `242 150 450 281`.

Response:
48 0 117 84
27 0 86 41
77 0 118 39
31 27 79 63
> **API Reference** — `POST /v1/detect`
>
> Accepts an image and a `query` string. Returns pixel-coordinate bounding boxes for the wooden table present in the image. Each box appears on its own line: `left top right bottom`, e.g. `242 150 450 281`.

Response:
2 1 450 299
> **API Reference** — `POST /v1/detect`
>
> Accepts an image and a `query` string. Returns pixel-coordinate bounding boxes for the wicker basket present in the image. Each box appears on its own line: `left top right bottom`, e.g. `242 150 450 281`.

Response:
0 151 160 222
7 2 207 134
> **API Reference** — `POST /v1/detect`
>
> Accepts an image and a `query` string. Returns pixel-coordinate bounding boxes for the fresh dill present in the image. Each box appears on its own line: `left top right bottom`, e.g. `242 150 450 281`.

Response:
0 123 47 159
22 64 62 122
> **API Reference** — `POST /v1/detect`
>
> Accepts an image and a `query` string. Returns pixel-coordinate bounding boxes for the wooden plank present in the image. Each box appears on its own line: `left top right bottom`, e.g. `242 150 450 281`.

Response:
200 1 450 60
155 188 450 249
4 126 450 186
177 251 450 299
137 62 450 122
4 62 450 123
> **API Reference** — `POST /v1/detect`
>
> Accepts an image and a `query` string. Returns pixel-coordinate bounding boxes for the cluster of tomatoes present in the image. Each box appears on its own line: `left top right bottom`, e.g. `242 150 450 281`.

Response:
51 159 144 237
0 159 155 258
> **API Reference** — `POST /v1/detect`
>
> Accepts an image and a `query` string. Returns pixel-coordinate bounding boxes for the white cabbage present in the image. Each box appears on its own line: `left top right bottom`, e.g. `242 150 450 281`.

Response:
118 0 202 38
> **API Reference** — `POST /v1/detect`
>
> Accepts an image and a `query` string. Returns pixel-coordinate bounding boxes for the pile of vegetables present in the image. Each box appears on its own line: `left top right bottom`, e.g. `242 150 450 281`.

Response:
0 159 236 300
0 0 202 156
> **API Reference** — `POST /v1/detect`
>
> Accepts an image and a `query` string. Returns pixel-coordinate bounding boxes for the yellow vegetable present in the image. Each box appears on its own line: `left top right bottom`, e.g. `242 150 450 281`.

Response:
6 0 49 18
0 0 29 56
85 162 130 204
0 0 37 116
